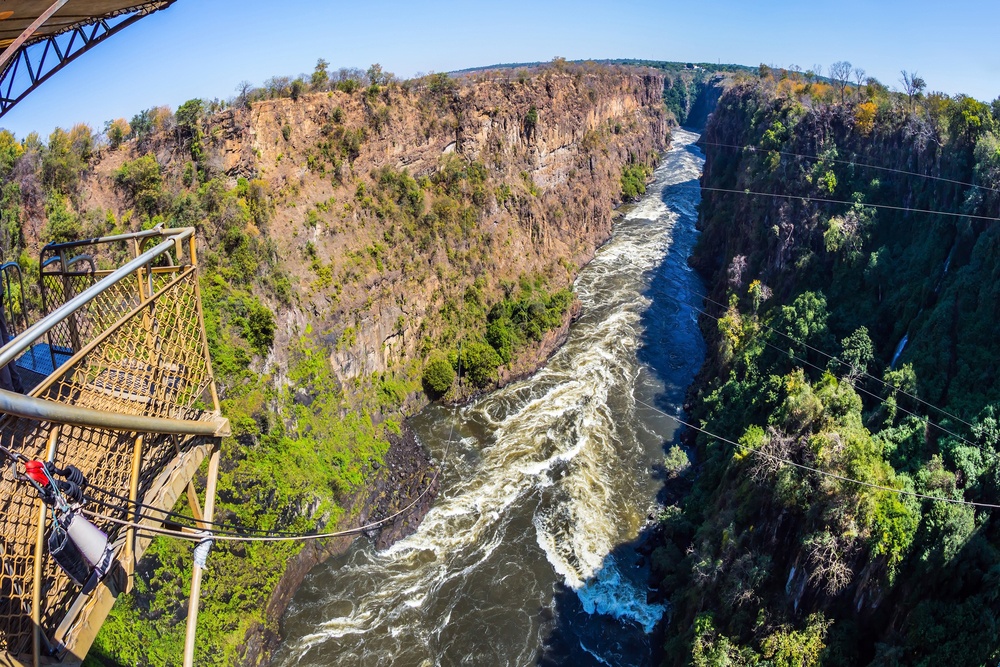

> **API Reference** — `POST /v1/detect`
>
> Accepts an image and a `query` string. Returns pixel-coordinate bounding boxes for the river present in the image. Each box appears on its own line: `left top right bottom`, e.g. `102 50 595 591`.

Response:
275 128 706 666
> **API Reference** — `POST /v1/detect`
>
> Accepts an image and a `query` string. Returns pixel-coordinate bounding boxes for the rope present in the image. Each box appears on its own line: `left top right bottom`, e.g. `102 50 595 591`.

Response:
681 184 1000 223
0 440 24 463
83 485 308 537
81 345 468 544
632 396 1000 510
696 140 1000 195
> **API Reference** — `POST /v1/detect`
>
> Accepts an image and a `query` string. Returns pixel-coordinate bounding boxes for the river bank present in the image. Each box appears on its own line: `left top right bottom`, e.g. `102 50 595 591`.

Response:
236 422 438 665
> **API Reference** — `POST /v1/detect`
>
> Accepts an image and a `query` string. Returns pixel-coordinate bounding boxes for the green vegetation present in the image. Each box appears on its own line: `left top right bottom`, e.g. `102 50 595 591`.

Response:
658 67 1000 666
621 160 652 200
422 355 455 396
0 57 665 665
84 172 393 667
113 153 163 217
524 105 539 138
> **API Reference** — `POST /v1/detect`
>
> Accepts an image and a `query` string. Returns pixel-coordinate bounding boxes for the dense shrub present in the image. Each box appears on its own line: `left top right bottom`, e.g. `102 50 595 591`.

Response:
459 341 502 387
113 153 163 216
621 161 651 200
422 357 455 396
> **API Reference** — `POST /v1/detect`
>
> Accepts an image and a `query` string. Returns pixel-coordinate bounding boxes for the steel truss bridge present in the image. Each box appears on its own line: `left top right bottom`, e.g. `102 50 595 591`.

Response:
0 1 175 118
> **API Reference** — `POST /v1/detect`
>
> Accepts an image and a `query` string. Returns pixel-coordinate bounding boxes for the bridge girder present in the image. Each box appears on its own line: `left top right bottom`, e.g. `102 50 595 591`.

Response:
0 1 175 119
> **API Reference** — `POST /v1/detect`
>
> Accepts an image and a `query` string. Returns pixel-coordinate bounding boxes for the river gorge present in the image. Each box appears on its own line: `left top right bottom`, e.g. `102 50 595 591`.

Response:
274 129 705 666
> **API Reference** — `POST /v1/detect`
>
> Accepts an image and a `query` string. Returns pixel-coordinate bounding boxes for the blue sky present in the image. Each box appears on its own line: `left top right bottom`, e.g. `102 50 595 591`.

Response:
2 0 998 139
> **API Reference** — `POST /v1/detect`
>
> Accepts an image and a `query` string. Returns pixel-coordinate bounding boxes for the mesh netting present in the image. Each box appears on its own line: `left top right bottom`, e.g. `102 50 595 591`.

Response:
0 247 218 658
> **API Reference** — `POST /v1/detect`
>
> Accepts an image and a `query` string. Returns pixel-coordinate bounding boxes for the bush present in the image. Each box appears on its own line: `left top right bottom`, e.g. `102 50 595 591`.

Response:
242 298 276 356
459 341 502 387
422 357 455 396
43 194 80 243
486 318 517 364
113 153 163 216
664 445 691 477
621 162 651 200
336 79 359 94
525 105 538 136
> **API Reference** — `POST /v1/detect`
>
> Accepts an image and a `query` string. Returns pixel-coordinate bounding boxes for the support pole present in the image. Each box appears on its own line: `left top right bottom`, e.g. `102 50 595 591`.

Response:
58 248 81 353
31 499 46 667
124 434 145 589
32 428 60 667
182 443 220 667
174 435 203 523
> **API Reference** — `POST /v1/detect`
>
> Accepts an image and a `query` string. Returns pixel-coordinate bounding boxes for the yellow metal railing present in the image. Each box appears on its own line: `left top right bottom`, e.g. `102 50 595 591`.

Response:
0 227 226 666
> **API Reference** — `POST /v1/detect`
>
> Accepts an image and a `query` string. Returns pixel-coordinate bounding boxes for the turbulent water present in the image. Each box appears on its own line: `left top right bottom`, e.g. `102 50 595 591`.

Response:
276 129 706 666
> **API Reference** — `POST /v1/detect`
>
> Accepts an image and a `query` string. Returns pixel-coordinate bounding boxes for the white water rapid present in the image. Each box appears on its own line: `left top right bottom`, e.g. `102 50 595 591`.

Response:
276 129 706 667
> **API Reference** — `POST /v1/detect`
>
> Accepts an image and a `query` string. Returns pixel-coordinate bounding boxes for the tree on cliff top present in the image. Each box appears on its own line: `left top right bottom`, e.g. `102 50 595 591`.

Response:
900 70 926 112
829 61 852 103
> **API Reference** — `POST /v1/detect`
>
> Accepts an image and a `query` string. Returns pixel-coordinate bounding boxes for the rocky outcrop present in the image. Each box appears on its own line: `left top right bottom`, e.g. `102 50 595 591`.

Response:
153 67 669 390
685 74 728 130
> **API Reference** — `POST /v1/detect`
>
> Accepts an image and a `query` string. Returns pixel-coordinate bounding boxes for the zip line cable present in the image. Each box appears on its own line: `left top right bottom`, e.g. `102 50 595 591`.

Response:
4 328 468 551
84 410 459 543
81 491 301 538
80 377 1000 543
631 395 1000 510
672 184 1000 223
83 484 308 537
746 321 977 450
688 283 977 431
627 265 981 450
82 341 470 544
618 233 976 432
678 292 978 444
695 140 1000 195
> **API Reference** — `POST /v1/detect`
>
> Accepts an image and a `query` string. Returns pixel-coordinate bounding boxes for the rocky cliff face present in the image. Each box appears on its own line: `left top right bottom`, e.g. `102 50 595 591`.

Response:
81 66 667 393
258 69 663 387
54 64 669 664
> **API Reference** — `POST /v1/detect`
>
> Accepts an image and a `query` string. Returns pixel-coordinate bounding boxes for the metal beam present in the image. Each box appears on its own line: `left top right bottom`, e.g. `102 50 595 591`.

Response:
0 387 230 436
0 2 175 118
0 0 71 72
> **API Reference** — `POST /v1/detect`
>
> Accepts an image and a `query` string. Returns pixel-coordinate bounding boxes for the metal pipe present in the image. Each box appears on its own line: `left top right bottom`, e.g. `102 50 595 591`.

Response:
0 231 192 369
32 428 60 667
31 498 45 667
39 226 191 256
182 445 220 667
64 254 96 273
124 434 144 588
0 387 230 436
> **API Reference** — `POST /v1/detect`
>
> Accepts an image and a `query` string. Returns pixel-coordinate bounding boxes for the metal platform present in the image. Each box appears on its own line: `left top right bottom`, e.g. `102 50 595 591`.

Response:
13 343 72 380
0 228 228 667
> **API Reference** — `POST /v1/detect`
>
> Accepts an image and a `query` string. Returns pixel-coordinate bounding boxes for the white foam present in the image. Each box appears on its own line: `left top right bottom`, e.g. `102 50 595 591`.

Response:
576 557 667 633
